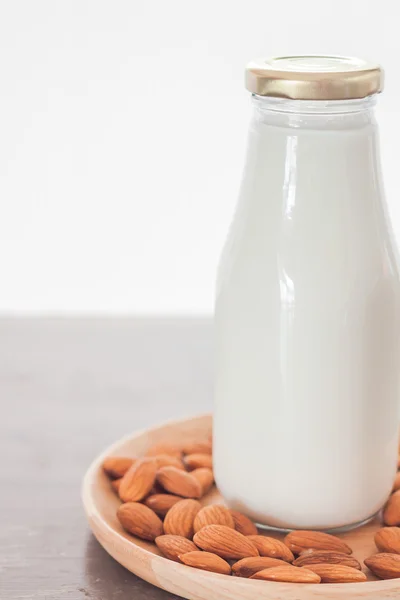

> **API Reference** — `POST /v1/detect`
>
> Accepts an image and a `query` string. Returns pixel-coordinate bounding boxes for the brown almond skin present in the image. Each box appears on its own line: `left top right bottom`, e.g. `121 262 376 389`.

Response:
111 478 122 494
247 535 294 562
155 535 197 561
305 563 367 583
250 565 321 583
365 552 400 579
193 505 235 533
145 444 182 458
119 458 158 503
182 441 212 455
157 466 202 498
144 493 182 517
193 524 259 560
117 502 163 541
232 556 290 578
375 527 400 554
284 530 352 555
179 551 231 575
383 490 400 526
393 472 400 492
293 550 361 570
102 457 134 479
191 468 214 495
163 499 202 538
229 510 258 536
154 455 185 470
184 453 213 471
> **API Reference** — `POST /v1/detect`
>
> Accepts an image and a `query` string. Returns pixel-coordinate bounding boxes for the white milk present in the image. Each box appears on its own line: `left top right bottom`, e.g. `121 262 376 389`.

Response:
214 93 400 530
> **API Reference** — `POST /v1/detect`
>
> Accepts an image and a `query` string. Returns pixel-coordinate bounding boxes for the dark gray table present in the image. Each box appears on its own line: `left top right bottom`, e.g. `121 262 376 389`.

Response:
0 317 213 600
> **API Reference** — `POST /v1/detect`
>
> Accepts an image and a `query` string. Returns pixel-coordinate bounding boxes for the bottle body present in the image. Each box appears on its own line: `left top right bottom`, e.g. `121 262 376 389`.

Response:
214 96 400 530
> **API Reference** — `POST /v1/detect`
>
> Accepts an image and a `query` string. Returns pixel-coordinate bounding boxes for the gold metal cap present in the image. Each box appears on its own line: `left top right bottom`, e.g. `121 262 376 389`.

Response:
246 55 383 100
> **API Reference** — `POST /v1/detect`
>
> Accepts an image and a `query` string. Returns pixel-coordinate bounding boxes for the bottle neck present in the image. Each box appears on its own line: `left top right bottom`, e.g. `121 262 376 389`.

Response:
251 94 378 130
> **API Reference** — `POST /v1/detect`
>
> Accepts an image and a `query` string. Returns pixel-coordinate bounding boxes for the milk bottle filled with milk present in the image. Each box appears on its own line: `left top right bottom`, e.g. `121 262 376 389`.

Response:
214 56 400 530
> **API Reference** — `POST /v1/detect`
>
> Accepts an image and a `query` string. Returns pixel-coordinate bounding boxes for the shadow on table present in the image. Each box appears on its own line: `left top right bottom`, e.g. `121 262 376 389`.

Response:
84 534 181 600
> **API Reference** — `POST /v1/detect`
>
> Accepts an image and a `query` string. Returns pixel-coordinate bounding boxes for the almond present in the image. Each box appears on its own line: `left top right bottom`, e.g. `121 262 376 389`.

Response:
229 510 258 536
183 441 212 455
155 534 197 561
144 493 182 517
191 468 214 495
119 457 157 503
247 535 294 562
232 556 290 577
145 443 182 458
157 466 202 498
193 505 235 533
193 524 259 559
117 502 163 541
365 552 400 579
184 453 213 471
163 499 202 538
293 550 361 569
305 563 367 583
393 472 400 492
155 454 185 470
111 478 122 494
179 551 231 575
383 490 400 526
284 530 352 555
250 565 321 583
375 527 400 554
102 456 134 479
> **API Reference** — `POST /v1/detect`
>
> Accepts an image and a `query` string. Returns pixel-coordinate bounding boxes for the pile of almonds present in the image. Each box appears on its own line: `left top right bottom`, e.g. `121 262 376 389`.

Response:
102 435 400 584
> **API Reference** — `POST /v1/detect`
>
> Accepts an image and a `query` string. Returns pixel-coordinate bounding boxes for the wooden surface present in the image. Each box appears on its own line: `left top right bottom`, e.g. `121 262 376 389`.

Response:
0 317 212 600
83 414 400 600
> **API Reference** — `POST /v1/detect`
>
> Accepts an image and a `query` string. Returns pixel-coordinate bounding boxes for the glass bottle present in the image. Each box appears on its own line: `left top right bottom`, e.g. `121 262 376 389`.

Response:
214 56 400 530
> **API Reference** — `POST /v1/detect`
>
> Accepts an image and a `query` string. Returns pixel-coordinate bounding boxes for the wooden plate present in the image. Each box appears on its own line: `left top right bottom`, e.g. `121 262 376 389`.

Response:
82 413 400 599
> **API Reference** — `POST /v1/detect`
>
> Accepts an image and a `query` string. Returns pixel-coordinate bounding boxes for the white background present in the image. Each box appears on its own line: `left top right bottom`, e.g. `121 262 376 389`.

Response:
0 0 398 314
